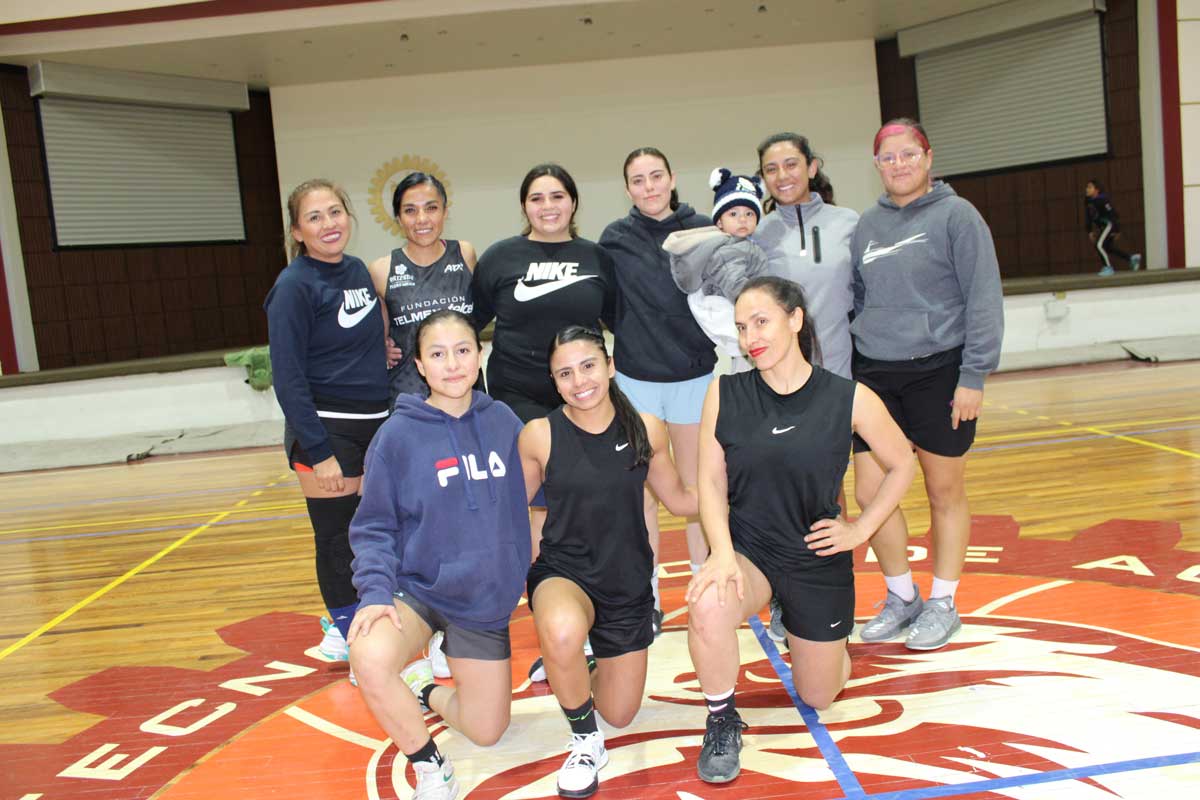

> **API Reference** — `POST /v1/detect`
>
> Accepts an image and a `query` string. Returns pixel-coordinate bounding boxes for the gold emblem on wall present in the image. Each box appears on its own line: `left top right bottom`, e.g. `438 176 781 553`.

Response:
368 156 451 236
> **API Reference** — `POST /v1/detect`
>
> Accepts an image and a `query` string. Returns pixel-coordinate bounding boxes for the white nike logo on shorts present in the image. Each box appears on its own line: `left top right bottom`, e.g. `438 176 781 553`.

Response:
338 297 378 328
512 275 596 302
772 425 796 435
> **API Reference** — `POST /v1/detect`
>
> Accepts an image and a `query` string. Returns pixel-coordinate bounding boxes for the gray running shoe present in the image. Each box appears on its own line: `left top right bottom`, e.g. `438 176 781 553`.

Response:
697 712 748 783
905 596 962 650
768 596 786 643
859 585 923 642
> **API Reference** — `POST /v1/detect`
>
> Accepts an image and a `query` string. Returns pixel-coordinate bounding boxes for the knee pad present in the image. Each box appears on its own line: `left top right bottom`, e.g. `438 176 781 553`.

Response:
306 494 361 609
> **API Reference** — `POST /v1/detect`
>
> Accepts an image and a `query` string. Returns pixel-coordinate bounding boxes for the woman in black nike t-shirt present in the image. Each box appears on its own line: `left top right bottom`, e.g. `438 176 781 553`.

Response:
683 276 914 785
471 163 616 423
265 178 390 673
518 324 696 798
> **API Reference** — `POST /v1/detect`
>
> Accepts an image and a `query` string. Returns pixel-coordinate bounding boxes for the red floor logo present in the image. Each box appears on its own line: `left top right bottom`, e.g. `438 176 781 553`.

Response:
4 516 1198 799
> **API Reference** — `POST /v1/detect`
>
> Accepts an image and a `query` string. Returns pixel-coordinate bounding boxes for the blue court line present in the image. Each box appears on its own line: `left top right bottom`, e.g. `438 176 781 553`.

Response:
749 616 1198 800
973 422 1200 454
747 615 867 799
0 514 307 545
863 750 1200 800
0 482 292 515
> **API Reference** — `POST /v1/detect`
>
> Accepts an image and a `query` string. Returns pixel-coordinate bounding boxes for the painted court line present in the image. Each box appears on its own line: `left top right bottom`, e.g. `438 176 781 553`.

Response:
0 474 292 662
0 512 308 546
749 613 1196 799
0 481 293 515
747 615 867 799
970 580 1073 616
285 706 387 750
0 500 306 536
862 750 1200 800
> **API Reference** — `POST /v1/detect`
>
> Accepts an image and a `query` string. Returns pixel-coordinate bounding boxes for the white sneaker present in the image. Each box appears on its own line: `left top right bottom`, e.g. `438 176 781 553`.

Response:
402 658 435 711
556 731 608 798
319 616 349 661
429 632 451 679
412 755 458 799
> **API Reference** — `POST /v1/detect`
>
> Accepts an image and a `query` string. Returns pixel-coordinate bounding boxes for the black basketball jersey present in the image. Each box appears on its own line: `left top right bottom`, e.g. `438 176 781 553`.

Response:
538 406 652 606
383 240 474 401
715 366 855 572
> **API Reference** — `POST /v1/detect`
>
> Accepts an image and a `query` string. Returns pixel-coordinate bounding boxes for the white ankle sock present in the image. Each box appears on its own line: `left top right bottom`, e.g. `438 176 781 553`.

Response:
884 571 916 602
930 577 959 601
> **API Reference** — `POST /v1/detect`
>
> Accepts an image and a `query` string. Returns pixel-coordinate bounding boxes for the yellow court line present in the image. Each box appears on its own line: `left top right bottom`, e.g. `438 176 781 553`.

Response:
0 501 306 536
0 474 292 662
1081 426 1200 460
976 415 1200 444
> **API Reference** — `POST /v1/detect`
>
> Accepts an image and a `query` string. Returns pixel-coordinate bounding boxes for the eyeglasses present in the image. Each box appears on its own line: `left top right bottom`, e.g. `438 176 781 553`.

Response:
874 149 925 168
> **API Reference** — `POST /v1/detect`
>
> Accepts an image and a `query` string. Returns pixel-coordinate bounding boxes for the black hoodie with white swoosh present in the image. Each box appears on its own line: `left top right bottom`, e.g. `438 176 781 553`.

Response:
265 254 388 463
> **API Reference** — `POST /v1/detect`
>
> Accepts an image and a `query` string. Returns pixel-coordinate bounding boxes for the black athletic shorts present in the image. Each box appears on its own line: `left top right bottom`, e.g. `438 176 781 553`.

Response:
851 347 977 458
284 402 388 477
526 560 654 659
737 545 855 642
393 590 511 661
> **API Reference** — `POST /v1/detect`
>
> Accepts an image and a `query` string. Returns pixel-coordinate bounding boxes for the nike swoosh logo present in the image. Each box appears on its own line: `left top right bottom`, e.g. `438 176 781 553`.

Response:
338 296 378 328
615 443 629 451
830 620 842 628
772 426 795 435
512 275 596 302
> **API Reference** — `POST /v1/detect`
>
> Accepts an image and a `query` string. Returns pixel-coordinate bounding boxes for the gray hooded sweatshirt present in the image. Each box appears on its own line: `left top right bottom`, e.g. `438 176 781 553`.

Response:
850 181 1003 391
754 195 859 379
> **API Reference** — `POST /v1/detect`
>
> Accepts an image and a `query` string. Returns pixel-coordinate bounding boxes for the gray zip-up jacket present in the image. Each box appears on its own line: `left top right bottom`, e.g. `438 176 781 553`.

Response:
850 181 1004 391
754 196 859 379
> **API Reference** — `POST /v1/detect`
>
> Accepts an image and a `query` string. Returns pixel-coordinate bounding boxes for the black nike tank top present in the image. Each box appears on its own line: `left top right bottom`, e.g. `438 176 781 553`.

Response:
383 240 474 401
715 366 855 574
539 406 652 606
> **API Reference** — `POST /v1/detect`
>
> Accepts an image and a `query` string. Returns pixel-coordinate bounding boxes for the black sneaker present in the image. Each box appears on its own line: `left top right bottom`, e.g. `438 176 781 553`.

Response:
697 712 748 783
651 608 665 638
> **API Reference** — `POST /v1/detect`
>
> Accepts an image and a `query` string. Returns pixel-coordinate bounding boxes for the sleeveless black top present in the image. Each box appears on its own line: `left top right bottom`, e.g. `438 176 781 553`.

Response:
383 240 473 402
715 366 855 574
539 406 652 606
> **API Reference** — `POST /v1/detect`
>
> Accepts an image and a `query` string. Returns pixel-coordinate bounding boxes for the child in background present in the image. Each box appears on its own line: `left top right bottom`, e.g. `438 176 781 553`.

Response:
1085 179 1142 275
664 169 770 373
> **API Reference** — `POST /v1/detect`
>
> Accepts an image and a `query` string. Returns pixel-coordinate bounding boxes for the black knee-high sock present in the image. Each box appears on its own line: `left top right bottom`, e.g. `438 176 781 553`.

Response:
561 696 598 736
306 494 361 639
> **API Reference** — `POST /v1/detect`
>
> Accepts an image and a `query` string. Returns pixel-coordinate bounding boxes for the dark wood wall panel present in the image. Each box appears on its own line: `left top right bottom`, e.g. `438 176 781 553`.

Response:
874 0 1144 279
0 66 284 369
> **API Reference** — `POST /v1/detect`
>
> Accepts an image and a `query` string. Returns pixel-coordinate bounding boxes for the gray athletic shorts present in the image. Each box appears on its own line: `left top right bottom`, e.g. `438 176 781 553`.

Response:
393 590 511 661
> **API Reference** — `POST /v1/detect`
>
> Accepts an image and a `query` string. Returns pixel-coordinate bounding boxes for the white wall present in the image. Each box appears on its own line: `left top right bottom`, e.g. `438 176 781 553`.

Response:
1181 0 1200 267
270 41 882 261
1002 281 1200 352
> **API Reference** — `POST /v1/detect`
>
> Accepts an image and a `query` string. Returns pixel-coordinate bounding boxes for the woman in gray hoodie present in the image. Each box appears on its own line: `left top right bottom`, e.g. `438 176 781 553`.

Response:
850 118 1004 652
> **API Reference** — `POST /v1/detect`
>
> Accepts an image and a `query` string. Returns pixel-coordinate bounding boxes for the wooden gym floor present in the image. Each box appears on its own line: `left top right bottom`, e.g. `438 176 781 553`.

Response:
1 360 1198 799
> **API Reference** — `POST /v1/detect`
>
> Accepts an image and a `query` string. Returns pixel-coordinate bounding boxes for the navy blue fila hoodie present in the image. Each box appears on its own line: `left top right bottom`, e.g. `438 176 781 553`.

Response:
350 390 531 630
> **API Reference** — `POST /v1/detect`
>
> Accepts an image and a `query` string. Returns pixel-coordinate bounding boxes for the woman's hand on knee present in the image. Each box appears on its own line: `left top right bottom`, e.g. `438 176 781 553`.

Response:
686 550 743 607
346 603 401 645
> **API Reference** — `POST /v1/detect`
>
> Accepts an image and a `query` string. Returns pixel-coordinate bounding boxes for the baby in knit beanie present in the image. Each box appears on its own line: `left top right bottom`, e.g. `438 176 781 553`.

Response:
663 168 770 372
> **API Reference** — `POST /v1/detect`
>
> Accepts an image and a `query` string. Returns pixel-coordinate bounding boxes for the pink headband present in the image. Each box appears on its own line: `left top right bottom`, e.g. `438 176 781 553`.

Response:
874 124 930 155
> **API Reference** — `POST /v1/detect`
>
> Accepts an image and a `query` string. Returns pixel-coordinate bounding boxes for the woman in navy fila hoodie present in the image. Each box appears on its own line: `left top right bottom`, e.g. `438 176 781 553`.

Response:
347 309 530 800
